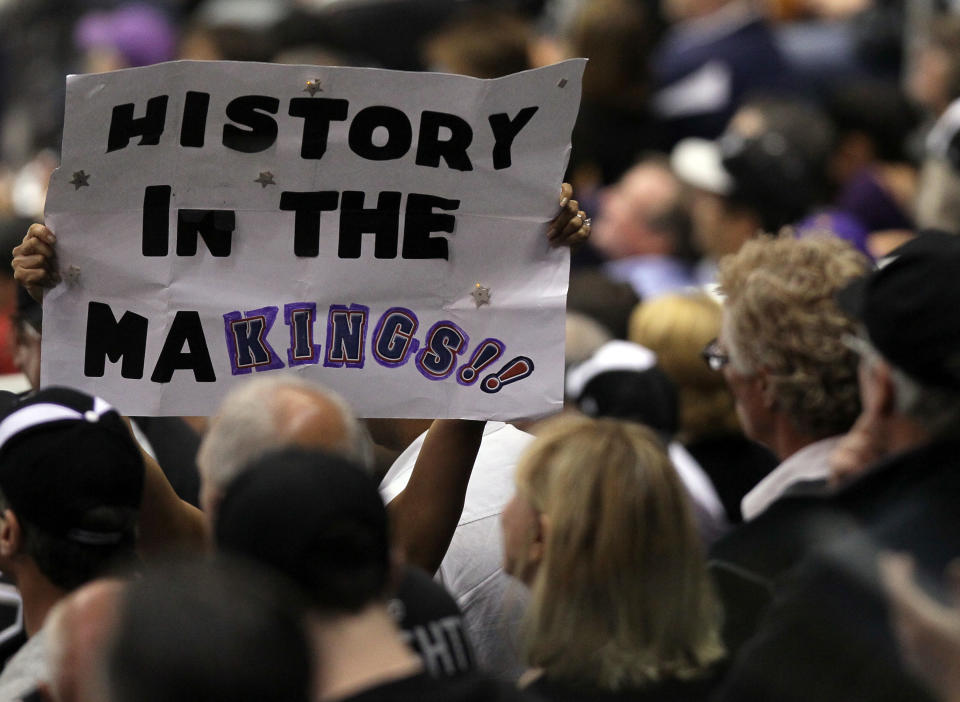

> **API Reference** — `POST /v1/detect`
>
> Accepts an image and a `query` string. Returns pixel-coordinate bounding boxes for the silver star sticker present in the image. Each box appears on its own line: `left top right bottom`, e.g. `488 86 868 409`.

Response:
254 171 276 188
471 283 491 307
69 170 90 190
303 79 323 97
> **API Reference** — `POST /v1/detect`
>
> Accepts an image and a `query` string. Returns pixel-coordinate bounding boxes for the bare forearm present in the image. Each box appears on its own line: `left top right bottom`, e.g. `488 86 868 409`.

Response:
388 419 485 574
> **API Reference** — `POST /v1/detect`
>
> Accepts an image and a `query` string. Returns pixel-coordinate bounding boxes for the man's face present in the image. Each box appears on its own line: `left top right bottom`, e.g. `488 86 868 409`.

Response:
592 165 676 259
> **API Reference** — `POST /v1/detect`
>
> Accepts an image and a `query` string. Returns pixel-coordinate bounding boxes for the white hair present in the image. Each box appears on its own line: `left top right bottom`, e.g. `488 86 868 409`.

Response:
197 376 374 496
859 337 960 437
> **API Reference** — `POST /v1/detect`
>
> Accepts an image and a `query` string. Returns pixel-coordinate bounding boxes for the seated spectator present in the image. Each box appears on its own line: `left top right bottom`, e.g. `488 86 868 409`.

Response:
671 97 835 279
591 157 700 300
0 388 143 701
377 413 535 680
565 339 728 543
629 292 777 522
198 376 478 679
216 448 522 701
503 415 725 700
106 557 312 702
706 234 868 651
711 234 868 522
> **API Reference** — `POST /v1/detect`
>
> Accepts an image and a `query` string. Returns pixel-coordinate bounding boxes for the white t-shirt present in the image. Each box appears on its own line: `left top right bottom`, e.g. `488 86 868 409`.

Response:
0 626 48 701
380 422 534 681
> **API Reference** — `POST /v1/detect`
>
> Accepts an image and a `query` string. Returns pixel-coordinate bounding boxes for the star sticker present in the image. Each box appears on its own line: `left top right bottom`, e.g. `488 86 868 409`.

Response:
69 171 90 190
303 79 323 97
254 171 276 188
471 283 491 307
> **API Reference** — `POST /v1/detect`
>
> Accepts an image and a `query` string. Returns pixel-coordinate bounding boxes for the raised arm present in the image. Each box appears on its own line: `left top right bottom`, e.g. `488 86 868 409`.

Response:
387 419 485 575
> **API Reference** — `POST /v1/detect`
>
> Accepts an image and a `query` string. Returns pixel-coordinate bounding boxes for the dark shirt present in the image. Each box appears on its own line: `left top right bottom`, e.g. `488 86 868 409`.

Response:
342 671 526 702
715 437 960 702
527 674 720 702
686 434 777 524
391 566 475 677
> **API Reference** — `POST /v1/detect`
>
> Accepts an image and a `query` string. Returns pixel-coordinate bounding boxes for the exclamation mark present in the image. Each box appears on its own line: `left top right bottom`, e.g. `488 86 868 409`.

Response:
458 339 505 386
481 356 534 394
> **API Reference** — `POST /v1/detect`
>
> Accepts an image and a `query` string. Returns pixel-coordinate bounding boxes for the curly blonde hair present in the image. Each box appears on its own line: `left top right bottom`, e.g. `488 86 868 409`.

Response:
717 234 871 438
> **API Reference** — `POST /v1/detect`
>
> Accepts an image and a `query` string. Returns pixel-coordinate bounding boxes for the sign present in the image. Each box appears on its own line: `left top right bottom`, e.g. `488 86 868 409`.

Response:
42 59 584 417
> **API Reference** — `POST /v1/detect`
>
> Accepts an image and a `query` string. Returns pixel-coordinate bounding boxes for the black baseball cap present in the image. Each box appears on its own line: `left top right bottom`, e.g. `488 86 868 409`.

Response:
566 340 679 436
215 448 391 613
0 387 144 544
837 231 960 391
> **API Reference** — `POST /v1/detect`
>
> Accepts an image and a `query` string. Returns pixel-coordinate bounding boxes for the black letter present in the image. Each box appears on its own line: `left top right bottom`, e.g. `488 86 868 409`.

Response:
488 106 538 169
179 91 210 147
107 96 168 152
348 106 412 161
150 311 216 383
176 210 235 256
416 111 473 171
279 191 340 257
142 185 171 257
338 191 401 259
402 193 459 260
289 98 349 159
84 302 148 379
222 95 280 153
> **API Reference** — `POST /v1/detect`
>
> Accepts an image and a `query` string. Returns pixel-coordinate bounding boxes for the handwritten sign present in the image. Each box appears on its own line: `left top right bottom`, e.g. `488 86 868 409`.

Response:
41 60 584 417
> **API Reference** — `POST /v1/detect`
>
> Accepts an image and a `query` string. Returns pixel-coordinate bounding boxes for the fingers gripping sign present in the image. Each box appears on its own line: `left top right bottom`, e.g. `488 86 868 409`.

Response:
12 223 61 303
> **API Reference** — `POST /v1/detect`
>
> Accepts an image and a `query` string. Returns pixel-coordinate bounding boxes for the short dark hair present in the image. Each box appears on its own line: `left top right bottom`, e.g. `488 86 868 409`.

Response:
0 487 137 590
215 448 391 614
107 557 312 702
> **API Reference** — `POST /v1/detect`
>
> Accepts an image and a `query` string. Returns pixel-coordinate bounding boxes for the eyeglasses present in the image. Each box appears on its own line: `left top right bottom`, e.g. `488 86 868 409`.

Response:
701 338 730 371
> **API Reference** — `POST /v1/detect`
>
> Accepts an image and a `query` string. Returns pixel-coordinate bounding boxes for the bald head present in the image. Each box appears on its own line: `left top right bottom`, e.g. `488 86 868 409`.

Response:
45 579 125 702
196 377 371 517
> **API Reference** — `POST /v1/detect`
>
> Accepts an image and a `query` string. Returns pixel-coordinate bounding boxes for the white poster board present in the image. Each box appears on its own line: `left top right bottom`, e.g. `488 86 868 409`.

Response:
42 59 584 417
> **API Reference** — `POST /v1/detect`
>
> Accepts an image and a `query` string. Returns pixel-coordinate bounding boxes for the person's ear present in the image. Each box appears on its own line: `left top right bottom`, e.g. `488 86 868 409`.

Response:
529 512 549 567
756 368 776 410
873 360 897 417
0 509 22 558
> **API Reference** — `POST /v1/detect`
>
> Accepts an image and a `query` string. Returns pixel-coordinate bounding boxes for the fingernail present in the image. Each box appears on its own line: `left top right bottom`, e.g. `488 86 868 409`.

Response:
47 233 56 243
559 197 568 207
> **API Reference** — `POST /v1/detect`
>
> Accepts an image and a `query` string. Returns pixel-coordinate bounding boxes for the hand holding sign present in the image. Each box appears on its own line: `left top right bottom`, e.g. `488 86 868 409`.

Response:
12 223 59 303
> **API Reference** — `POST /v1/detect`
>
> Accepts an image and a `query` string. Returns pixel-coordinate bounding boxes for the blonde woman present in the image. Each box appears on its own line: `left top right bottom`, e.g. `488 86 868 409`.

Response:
502 415 725 701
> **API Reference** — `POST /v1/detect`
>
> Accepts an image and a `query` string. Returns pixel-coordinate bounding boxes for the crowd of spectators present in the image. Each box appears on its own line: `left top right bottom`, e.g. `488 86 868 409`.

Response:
2 0 960 700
